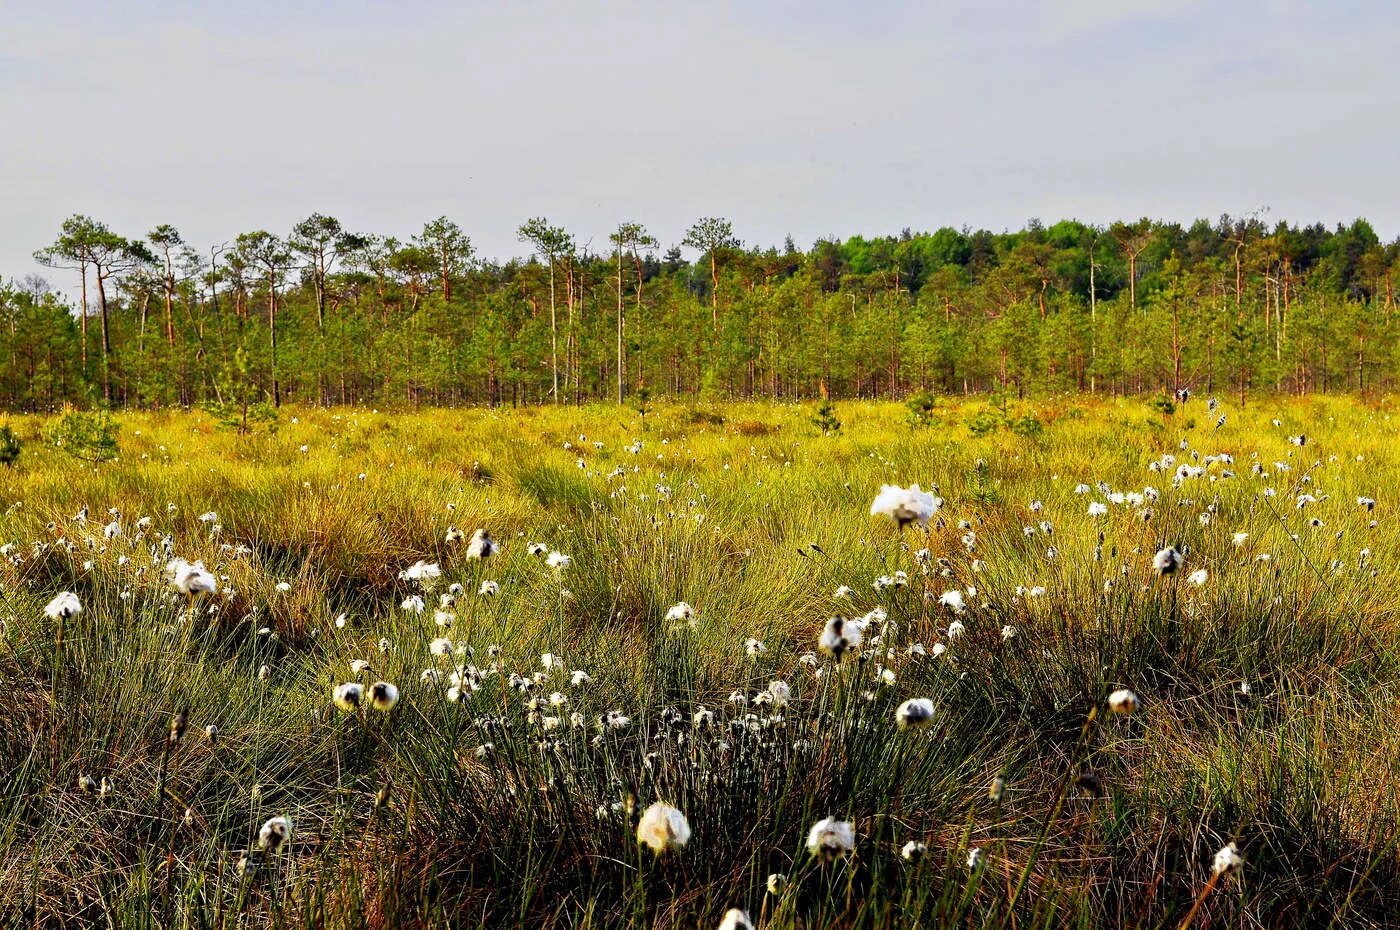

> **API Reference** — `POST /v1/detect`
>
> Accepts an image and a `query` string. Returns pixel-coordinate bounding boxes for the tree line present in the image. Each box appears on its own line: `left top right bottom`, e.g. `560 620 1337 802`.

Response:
1 212 1397 412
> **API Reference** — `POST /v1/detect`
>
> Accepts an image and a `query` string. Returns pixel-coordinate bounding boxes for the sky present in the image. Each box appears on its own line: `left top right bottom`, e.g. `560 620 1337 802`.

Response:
3 0 1399 297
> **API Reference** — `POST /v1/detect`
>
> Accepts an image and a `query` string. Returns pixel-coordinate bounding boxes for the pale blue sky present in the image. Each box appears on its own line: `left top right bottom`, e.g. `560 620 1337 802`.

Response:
3 0 1398 294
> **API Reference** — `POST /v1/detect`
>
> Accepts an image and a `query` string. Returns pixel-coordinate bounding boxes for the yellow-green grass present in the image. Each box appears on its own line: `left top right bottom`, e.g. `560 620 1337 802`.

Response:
0 395 1397 928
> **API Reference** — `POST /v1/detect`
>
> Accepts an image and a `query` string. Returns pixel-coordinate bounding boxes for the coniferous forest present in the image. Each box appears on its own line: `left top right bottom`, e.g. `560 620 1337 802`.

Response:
4 212 1397 411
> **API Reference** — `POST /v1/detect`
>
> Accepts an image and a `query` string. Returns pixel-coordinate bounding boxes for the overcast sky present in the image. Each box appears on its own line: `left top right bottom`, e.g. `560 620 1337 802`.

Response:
3 0 1398 296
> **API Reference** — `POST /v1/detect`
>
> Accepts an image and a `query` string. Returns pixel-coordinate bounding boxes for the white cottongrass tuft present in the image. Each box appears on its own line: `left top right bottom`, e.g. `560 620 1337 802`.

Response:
665 602 696 624
368 681 400 712
818 616 862 658
600 710 631 730
1212 842 1243 877
1107 688 1139 715
765 680 791 706
806 817 855 859
333 682 364 711
465 529 499 560
636 801 690 854
43 591 82 620
398 560 441 585
716 909 753 930
257 815 292 852
167 559 218 596
1152 546 1183 576
869 484 940 529
895 697 935 729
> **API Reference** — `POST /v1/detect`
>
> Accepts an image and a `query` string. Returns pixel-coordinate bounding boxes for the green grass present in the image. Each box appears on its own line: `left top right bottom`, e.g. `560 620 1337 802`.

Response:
1 395 1398 928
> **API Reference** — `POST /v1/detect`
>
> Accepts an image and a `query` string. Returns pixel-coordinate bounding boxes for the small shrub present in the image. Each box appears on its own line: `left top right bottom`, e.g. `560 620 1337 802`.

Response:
966 408 1002 437
204 398 279 435
812 400 841 436
0 425 20 466
1149 395 1176 416
966 456 999 505
46 409 120 463
1008 414 1044 438
906 390 937 427
686 407 726 427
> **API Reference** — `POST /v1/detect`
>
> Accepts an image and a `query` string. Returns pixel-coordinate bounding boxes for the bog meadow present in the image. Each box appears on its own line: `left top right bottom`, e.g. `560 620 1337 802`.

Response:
1 392 1396 928
9 0 1400 924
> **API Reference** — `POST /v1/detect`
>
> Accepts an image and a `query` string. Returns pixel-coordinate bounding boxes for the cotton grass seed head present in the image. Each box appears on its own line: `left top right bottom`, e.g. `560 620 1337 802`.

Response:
1108 689 1139 715
636 801 690 855
717 910 753 930
806 817 855 860
665 602 696 624
818 616 861 658
369 681 399 712
465 529 498 560
1152 546 1183 576
333 682 364 712
870 483 939 529
43 591 82 620
257 816 292 852
398 559 441 586
165 560 217 596
1212 842 1243 877
895 697 935 729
